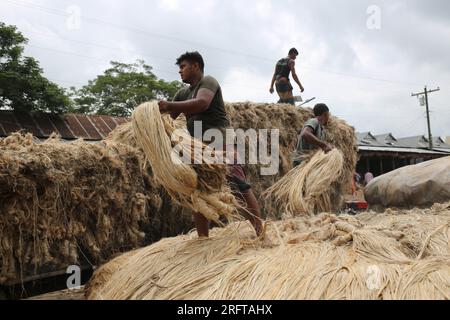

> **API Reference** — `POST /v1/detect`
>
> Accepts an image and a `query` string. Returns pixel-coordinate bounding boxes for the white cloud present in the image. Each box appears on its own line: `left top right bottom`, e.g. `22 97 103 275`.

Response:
256 0 272 19
222 68 274 103
158 0 180 11
1 0 448 137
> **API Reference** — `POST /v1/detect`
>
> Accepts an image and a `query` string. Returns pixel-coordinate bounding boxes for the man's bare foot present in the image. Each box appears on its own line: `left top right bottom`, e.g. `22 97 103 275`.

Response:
253 219 264 238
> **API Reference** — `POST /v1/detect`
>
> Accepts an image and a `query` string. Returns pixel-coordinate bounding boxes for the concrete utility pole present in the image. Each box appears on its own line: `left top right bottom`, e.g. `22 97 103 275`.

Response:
411 86 440 150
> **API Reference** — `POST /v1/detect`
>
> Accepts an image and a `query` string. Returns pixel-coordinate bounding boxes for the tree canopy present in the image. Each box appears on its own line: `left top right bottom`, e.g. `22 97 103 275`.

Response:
70 60 184 117
0 22 70 114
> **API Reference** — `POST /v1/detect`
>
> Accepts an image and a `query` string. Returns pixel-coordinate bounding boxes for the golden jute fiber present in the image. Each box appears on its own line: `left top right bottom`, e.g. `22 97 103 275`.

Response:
131 102 237 224
263 149 345 216
86 202 450 300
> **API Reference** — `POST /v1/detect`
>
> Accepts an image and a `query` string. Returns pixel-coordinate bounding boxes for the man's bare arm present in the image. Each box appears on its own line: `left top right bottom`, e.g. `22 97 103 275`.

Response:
290 61 304 92
159 88 215 115
300 127 331 152
269 66 277 94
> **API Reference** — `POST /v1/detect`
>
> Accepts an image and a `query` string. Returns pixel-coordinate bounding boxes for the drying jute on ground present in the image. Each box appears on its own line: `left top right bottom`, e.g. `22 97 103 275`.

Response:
86 202 450 300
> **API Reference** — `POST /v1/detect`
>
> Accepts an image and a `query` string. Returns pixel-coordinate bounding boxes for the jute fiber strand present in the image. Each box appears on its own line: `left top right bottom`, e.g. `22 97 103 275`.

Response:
86 202 450 300
263 149 345 216
131 102 238 224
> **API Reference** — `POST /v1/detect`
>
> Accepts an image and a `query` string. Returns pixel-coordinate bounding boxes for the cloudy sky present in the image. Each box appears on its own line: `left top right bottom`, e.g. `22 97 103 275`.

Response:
1 0 449 138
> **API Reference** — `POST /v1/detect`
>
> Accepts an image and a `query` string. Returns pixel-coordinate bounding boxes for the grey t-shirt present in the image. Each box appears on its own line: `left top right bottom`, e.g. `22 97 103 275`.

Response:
296 118 324 153
173 75 230 138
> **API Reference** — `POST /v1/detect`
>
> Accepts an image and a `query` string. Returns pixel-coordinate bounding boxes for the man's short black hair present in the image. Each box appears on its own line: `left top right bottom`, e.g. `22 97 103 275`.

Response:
176 51 205 73
289 48 299 56
313 103 330 116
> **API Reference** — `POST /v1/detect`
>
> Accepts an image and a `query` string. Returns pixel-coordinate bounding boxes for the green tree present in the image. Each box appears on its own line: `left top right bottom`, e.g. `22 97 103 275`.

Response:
0 22 70 114
71 60 184 117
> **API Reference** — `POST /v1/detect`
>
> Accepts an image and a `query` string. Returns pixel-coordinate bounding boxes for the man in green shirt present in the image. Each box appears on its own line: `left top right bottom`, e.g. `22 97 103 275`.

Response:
269 48 305 105
293 103 333 167
158 51 263 238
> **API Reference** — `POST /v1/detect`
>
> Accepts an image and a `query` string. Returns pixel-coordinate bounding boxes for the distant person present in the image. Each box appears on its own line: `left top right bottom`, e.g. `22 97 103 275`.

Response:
292 103 333 167
364 172 374 185
269 48 305 105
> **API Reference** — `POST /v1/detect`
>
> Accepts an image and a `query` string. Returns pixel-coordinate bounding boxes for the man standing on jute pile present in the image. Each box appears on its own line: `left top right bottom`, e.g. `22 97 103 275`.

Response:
158 51 263 238
269 48 305 105
292 103 333 167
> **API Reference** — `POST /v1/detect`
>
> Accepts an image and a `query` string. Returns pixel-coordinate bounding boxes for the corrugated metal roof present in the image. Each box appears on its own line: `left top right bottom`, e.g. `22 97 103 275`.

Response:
358 145 450 155
396 135 450 150
434 148 450 154
357 132 450 152
356 132 385 147
0 111 129 141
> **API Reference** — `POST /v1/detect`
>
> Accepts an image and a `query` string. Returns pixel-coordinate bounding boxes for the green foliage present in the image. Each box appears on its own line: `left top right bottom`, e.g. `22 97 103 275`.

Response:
0 22 70 114
70 60 184 117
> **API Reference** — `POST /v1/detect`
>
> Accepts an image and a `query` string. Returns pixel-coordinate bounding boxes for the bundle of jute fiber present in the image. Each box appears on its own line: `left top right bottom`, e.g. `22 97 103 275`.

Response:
131 102 238 224
226 103 357 216
263 149 345 216
0 132 193 286
86 202 450 300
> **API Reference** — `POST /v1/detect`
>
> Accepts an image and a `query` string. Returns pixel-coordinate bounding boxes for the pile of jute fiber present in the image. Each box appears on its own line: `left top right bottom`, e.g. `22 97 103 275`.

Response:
0 133 191 285
86 202 450 300
0 102 357 285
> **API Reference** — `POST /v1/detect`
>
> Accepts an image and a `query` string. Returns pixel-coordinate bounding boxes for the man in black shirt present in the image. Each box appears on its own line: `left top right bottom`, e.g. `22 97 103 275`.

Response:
269 48 305 105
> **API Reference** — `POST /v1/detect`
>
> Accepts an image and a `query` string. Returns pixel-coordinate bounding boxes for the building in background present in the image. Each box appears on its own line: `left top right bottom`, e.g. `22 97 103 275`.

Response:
0 110 127 141
356 132 450 178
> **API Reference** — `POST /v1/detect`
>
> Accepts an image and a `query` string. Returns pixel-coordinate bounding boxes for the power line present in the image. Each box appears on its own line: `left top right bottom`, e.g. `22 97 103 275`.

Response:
24 30 422 95
28 44 106 61
21 28 234 73
394 112 428 134
27 44 273 91
3 0 275 62
4 0 424 87
24 29 181 63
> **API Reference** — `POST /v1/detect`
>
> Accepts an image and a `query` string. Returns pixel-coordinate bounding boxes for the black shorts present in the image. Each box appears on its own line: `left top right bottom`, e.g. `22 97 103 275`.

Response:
275 80 293 93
